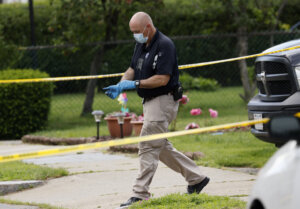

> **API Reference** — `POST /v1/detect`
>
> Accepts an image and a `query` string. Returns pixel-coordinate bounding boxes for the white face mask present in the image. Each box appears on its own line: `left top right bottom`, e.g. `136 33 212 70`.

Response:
133 26 148 44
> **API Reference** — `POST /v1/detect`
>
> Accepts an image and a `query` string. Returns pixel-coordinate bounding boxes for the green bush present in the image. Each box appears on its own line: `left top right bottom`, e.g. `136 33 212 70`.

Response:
0 69 54 139
0 37 19 70
0 2 55 46
180 72 194 90
192 77 220 91
180 72 219 91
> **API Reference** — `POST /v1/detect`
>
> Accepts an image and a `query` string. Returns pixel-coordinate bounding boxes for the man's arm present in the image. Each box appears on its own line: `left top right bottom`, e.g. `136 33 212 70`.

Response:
139 74 170 89
121 67 135 81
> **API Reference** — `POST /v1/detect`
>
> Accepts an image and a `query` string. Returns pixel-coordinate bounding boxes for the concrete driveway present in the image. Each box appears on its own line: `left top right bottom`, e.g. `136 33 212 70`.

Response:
0 141 257 209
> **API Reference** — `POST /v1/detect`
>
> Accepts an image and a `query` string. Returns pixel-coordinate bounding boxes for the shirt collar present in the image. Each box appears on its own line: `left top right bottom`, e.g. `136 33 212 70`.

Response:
143 29 159 52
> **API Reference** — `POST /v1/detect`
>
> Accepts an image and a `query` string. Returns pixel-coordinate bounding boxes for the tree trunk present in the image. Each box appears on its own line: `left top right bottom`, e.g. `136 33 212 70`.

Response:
80 5 120 116
237 27 256 103
81 47 104 116
270 0 288 47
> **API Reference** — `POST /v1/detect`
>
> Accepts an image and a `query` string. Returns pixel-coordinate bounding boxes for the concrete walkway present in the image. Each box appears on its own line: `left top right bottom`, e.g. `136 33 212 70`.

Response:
0 141 257 209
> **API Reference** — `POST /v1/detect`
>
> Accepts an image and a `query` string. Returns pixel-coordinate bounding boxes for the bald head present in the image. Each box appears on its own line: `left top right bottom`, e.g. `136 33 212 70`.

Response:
129 12 153 29
129 12 156 45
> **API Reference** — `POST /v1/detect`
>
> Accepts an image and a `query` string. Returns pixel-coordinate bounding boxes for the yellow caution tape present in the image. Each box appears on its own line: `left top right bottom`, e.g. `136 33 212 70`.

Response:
295 112 300 118
178 45 300 70
0 45 299 84
0 73 125 84
0 118 269 163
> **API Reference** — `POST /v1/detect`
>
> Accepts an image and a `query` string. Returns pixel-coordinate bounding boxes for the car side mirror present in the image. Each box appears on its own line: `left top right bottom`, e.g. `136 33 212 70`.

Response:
268 114 300 143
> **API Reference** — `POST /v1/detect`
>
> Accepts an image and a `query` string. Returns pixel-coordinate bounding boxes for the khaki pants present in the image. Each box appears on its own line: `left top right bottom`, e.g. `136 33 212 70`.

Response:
132 94 206 199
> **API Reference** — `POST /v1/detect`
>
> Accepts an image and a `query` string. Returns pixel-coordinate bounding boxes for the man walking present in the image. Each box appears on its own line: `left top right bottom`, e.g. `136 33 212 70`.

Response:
103 11 209 208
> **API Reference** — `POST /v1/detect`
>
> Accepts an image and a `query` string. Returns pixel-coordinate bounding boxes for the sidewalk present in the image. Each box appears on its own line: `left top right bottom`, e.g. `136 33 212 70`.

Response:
0 141 257 209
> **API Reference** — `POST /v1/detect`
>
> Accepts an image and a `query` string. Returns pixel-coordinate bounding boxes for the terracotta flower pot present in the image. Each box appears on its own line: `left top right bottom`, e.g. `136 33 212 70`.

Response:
130 120 144 136
104 116 133 138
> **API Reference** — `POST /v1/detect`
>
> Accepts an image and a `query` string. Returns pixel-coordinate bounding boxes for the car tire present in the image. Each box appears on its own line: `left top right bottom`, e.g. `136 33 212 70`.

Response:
250 199 265 209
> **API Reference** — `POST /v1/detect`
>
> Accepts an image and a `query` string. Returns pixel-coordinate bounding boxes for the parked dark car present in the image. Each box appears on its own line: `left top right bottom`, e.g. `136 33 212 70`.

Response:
248 39 300 146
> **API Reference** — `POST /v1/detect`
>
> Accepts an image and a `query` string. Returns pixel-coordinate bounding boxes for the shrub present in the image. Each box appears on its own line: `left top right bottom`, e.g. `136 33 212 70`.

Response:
180 72 219 91
0 2 55 46
0 26 20 70
192 77 220 91
0 69 54 139
180 72 194 90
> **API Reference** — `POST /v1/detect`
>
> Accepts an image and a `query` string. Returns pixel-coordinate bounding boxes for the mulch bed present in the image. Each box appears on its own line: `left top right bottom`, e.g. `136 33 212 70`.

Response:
21 135 113 145
21 135 139 154
108 144 139 153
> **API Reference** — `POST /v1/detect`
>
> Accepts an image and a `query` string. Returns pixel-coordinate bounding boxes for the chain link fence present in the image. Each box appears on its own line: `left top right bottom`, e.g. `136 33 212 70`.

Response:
1 31 300 130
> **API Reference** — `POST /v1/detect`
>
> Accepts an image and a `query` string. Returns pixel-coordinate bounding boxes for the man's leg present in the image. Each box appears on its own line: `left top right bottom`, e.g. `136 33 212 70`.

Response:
132 120 168 199
159 140 207 186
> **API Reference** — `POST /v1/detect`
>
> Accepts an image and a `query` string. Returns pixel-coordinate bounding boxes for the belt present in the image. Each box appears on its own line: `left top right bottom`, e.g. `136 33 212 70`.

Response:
143 92 173 104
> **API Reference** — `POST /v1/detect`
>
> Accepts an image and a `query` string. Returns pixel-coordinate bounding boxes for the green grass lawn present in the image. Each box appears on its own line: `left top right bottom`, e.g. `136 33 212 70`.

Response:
32 87 277 168
130 193 246 209
170 131 276 168
37 87 247 137
0 198 67 209
0 161 68 181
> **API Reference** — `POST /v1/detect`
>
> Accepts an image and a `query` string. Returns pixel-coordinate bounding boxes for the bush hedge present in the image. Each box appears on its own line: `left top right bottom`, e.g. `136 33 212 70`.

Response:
0 2 55 46
180 72 220 91
0 69 54 139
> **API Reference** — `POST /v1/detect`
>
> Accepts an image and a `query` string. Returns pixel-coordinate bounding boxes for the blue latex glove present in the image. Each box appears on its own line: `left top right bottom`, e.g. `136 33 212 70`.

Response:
103 84 121 99
103 80 136 99
118 80 136 90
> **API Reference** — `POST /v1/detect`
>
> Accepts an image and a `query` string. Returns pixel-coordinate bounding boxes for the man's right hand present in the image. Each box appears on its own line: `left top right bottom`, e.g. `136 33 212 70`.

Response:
103 80 136 99
103 84 122 99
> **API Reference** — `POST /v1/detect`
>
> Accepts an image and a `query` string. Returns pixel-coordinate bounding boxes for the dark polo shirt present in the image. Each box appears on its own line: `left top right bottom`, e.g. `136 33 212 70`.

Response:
130 29 179 98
